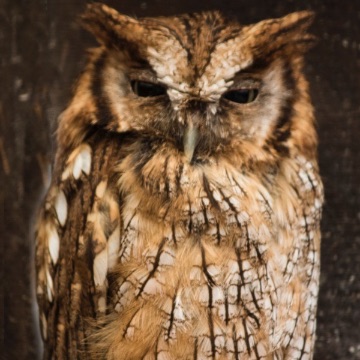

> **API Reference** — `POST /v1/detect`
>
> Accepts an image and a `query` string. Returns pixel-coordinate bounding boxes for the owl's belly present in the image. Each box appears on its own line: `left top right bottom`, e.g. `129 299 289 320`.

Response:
106 204 309 358
95 157 321 359
111 236 277 359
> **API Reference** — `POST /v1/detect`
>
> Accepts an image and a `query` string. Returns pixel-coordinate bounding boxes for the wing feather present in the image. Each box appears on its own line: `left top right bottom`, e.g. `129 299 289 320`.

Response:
35 131 128 358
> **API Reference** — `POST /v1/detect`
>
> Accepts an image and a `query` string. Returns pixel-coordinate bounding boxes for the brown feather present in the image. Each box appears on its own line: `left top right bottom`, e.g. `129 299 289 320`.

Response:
36 6 323 359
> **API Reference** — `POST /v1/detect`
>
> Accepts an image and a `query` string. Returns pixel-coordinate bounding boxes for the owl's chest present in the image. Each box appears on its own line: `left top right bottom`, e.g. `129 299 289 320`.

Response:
113 163 279 320
106 166 288 358
117 160 275 268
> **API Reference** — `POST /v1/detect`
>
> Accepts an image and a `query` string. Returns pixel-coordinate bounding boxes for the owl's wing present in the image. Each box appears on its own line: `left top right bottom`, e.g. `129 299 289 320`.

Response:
35 131 127 359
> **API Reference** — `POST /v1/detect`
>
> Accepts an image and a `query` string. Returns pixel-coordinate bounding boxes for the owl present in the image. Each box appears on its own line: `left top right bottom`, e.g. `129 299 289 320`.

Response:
35 3 323 360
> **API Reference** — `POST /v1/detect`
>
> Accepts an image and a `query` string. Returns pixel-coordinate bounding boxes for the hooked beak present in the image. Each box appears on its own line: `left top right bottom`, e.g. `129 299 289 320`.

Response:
183 123 199 163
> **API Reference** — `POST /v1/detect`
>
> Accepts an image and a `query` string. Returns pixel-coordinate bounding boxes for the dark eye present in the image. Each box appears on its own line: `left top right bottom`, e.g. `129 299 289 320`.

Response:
131 80 167 97
223 89 258 104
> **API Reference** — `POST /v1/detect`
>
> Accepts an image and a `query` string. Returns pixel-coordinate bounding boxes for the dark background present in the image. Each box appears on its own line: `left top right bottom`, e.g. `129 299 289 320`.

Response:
2 0 360 359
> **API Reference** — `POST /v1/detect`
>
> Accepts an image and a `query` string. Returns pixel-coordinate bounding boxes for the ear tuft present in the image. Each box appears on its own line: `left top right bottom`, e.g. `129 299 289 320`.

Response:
80 3 140 48
280 11 315 33
247 11 317 58
276 11 317 52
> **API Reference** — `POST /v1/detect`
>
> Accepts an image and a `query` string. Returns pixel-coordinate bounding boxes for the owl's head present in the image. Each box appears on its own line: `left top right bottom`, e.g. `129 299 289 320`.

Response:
59 3 317 165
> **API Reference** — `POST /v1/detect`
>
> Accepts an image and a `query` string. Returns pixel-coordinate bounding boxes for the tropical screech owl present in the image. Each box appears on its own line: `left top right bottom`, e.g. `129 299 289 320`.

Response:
35 3 323 359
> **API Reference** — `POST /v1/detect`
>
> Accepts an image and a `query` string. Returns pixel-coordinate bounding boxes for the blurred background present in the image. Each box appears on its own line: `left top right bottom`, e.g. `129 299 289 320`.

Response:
2 0 360 359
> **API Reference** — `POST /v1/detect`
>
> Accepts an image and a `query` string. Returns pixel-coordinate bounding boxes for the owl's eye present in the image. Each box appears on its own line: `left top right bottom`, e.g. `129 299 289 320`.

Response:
131 80 167 97
223 89 259 104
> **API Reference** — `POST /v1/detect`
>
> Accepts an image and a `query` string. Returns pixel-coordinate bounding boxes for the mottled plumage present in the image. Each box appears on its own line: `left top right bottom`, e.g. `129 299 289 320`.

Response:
35 4 323 359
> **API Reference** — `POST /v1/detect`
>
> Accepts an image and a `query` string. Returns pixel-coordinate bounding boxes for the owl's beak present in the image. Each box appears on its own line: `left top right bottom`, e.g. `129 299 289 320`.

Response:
183 123 199 163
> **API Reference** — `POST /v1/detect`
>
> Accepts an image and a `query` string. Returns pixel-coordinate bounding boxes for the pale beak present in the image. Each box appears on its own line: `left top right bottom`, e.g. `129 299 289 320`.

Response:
183 123 199 163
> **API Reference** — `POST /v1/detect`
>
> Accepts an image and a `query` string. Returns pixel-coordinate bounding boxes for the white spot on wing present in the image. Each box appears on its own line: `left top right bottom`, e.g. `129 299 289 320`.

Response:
93 248 108 286
45 268 53 302
95 180 107 199
47 223 60 265
107 225 120 270
61 167 71 181
73 145 92 178
80 146 92 175
54 190 67 227
72 154 82 179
